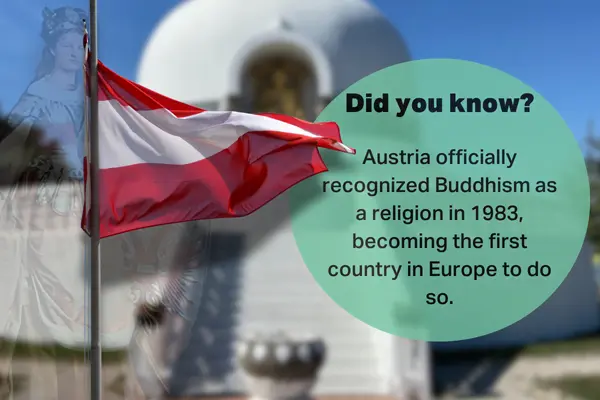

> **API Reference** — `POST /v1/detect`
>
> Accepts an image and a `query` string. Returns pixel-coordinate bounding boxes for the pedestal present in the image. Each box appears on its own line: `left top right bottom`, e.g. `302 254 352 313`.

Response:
236 332 326 400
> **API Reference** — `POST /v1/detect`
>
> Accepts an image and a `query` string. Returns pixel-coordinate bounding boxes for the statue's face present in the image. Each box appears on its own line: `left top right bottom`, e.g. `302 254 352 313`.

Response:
54 30 84 72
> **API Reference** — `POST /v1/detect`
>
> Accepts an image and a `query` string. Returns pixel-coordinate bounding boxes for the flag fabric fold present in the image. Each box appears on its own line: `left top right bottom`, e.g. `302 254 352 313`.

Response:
82 59 354 239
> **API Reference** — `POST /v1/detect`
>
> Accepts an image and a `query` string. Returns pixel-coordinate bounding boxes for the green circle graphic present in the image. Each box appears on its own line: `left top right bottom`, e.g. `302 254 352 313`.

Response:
288 59 590 342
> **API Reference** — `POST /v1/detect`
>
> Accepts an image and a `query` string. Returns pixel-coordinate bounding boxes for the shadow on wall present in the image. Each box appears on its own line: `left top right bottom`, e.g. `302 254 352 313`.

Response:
433 348 520 397
168 232 245 397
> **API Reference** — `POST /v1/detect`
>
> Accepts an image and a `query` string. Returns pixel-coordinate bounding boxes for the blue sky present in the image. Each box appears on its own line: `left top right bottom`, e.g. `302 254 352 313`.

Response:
0 0 598 147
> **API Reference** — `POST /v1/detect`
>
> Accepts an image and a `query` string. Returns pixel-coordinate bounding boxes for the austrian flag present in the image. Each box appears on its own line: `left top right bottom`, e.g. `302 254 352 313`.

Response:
81 60 355 238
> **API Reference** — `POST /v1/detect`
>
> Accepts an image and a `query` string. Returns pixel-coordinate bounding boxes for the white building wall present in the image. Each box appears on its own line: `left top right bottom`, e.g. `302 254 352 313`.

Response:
209 195 389 394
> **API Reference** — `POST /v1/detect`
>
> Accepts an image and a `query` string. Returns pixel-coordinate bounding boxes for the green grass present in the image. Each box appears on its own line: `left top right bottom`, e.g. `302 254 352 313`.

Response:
0 339 127 364
521 332 600 356
434 331 600 365
538 375 600 400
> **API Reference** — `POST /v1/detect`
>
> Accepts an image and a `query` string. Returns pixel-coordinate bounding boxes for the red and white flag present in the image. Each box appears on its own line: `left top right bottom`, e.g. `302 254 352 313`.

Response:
82 60 354 238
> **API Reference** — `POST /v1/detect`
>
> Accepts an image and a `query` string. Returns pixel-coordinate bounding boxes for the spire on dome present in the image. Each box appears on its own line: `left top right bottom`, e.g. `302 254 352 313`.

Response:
269 16 292 31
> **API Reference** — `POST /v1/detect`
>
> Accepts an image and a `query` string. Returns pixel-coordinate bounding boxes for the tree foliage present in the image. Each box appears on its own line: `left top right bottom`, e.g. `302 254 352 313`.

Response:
585 120 600 249
0 114 64 188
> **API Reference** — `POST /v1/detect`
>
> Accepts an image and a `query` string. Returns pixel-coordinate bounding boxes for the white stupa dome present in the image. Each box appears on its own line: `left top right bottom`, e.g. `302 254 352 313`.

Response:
137 0 410 105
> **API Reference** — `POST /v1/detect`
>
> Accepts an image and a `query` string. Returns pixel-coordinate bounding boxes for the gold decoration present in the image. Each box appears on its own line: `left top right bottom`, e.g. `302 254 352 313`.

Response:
248 57 310 119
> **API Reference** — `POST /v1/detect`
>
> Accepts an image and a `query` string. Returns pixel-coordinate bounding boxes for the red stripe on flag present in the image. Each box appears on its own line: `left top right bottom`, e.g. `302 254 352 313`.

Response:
96 61 204 117
84 138 328 238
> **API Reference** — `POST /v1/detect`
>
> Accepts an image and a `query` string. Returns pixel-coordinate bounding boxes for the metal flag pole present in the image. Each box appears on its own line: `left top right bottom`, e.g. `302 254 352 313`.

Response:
86 0 102 398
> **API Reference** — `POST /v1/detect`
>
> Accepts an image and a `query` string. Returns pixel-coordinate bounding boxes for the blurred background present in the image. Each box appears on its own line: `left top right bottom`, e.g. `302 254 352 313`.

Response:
0 0 599 399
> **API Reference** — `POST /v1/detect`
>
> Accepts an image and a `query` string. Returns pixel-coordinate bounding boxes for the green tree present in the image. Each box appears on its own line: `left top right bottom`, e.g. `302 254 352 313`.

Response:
0 115 64 187
585 120 600 249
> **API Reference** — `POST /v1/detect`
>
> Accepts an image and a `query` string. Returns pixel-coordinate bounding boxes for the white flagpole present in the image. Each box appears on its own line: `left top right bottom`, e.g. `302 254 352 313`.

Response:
86 0 102 397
